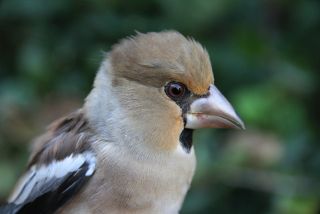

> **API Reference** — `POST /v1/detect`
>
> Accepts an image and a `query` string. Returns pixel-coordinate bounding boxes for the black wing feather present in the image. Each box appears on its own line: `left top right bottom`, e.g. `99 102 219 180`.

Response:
1 110 95 214
0 162 92 214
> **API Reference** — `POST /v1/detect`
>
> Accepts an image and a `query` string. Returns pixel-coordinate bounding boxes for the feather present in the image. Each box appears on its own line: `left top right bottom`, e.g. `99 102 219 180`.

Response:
2 153 95 214
1 110 96 214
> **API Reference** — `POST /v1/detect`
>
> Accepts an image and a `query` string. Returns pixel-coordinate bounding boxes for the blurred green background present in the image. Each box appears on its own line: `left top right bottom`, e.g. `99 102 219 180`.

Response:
0 0 319 213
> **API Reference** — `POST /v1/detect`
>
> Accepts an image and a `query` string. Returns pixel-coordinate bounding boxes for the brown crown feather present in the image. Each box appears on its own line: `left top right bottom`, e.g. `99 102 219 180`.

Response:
109 31 214 95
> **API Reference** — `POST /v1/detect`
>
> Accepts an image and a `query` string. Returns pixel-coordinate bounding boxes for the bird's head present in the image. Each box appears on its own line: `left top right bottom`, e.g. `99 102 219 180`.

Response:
85 31 244 154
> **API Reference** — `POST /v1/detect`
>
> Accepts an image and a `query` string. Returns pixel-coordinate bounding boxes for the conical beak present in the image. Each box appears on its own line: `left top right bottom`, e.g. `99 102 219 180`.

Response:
185 85 245 130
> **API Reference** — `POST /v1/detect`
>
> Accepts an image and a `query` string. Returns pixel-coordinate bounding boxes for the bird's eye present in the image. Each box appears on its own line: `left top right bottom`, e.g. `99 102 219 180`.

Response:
165 82 187 100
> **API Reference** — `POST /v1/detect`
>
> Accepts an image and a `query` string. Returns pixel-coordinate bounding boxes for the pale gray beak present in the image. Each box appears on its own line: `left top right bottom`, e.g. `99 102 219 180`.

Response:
185 85 245 130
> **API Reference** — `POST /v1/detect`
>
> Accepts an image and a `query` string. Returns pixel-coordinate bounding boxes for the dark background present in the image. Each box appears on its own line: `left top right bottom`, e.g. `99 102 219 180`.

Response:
0 0 320 213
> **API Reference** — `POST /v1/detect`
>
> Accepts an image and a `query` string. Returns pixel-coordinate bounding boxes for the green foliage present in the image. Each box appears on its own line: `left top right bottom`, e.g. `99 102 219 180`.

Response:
0 0 319 213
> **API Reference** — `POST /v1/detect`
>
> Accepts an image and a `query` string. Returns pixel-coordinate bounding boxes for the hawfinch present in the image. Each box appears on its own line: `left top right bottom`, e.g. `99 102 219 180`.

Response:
0 31 244 214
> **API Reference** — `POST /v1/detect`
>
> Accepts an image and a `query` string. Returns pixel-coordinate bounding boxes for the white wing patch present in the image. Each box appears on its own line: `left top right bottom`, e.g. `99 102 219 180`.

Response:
8 152 96 205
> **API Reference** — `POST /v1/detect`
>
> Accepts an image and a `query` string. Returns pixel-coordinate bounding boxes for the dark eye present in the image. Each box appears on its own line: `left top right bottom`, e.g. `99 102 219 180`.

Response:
165 82 187 99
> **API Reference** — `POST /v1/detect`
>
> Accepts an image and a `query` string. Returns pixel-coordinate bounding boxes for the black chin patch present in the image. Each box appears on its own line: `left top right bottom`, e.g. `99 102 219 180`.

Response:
179 128 193 153
164 84 209 154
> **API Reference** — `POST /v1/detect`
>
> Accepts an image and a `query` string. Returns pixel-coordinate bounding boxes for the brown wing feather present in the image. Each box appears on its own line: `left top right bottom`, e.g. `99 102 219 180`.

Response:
28 109 93 167
3 110 97 214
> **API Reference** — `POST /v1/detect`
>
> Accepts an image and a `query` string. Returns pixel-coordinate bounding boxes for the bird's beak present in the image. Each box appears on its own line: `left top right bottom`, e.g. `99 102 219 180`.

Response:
185 85 245 130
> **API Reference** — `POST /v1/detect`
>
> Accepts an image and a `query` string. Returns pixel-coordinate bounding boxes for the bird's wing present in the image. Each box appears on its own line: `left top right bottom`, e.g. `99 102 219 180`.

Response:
0 110 96 214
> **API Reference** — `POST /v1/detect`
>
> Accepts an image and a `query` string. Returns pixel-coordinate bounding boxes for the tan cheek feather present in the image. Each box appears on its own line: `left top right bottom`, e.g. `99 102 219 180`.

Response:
157 114 184 151
152 89 185 152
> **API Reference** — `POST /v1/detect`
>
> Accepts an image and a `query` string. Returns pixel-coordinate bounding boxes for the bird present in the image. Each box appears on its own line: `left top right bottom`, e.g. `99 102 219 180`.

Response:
0 31 244 214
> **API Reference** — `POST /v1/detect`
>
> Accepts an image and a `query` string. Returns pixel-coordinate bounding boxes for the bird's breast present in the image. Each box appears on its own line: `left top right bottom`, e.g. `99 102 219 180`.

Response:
77 142 196 214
